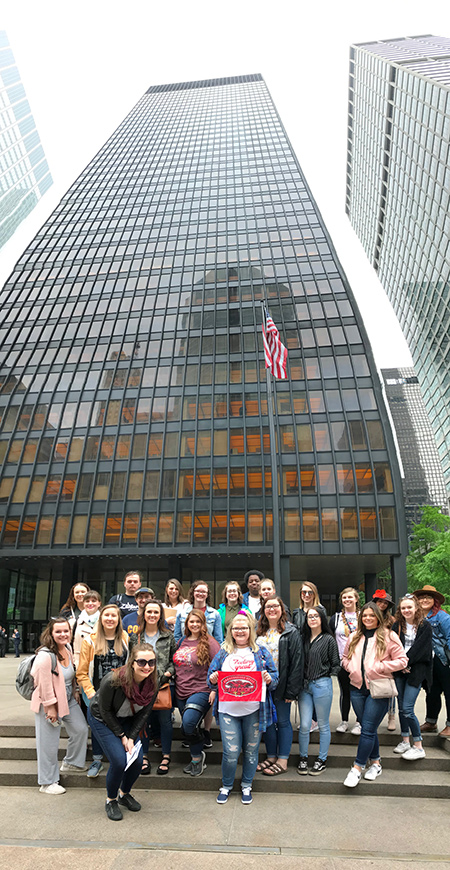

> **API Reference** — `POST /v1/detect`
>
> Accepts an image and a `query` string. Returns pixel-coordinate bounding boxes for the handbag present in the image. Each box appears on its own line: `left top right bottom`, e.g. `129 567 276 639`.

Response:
368 677 398 699
153 682 172 710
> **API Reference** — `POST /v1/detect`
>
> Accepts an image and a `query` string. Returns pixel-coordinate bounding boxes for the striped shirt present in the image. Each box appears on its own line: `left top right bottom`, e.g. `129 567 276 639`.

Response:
305 633 340 682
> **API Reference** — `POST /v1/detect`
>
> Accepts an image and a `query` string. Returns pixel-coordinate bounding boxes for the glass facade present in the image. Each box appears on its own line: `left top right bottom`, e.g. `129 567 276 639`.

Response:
382 368 448 535
346 35 450 496
0 30 53 250
0 73 406 630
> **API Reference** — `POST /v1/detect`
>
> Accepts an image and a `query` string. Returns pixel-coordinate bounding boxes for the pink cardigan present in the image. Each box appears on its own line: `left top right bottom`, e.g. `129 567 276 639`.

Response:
342 630 408 689
30 647 75 717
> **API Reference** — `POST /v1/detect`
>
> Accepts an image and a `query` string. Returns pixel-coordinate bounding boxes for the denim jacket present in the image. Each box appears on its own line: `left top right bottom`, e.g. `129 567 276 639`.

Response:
174 604 223 645
207 645 278 732
426 609 450 666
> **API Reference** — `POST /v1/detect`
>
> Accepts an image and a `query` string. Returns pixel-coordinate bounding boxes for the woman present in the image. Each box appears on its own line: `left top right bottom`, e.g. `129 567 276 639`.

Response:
208 612 278 804
372 589 396 730
59 583 90 633
414 584 450 737
73 590 102 667
76 604 128 778
298 607 340 775
173 609 220 776
163 579 189 630
88 643 157 820
31 617 88 795
174 581 223 644
130 599 176 775
218 581 251 634
329 587 361 735
256 596 302 774
392 595 433 760
292 582 321 633
342 602 408 788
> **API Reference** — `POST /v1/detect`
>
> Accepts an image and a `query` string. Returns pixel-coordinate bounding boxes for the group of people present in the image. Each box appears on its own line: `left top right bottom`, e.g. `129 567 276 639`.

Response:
28 568 450 816
0 625 20 656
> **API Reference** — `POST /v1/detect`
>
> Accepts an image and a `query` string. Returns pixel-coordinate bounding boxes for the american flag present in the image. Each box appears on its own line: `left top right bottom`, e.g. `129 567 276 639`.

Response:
262 308 288 379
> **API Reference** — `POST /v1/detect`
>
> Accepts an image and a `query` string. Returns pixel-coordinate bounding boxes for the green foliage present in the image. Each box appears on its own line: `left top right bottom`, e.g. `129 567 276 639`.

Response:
407 506 450 608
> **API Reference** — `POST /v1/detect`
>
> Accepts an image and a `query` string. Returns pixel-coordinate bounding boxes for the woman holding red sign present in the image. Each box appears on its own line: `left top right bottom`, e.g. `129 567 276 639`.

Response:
208 612 278 805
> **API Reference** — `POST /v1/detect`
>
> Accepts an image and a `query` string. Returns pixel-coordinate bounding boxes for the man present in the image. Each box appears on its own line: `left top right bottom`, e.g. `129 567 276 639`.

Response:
122 587 155 638
108 571 144 619
242 570 265 619
12 628 21 657
0 625 7 657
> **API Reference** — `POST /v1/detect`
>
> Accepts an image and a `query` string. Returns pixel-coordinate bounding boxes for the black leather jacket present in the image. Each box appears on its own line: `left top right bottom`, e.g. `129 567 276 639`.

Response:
90 671 155 740
272 622 303 700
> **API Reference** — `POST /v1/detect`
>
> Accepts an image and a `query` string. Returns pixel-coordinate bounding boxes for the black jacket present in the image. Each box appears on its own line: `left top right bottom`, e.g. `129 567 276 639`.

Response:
90 671 155 741
293 604 327 635
271 622 303 701
391 619 433 690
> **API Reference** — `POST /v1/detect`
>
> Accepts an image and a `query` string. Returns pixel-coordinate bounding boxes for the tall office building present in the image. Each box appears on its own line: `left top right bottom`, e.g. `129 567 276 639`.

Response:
0 30 53 249
346 35 450 497
0 74 407 639
382 367 448 535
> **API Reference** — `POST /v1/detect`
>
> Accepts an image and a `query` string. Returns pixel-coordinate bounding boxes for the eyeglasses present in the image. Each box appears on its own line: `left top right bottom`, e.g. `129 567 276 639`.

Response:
301 590 314 595
135 659 156 668
265 605 281 611
232 627 249 631
308 614 320 620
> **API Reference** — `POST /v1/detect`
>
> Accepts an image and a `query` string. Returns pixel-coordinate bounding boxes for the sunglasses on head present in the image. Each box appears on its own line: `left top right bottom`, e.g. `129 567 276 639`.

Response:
135 658 156 668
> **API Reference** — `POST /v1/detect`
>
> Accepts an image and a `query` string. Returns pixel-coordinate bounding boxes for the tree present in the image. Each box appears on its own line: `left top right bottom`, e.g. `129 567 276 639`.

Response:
407 506 450 605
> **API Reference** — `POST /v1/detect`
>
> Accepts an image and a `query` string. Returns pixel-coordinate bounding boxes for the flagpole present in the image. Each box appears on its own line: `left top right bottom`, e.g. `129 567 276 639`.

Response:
261 300 281 587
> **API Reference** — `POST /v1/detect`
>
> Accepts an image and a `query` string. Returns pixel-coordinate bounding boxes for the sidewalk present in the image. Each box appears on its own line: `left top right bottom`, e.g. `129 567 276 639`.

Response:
1 656 449 868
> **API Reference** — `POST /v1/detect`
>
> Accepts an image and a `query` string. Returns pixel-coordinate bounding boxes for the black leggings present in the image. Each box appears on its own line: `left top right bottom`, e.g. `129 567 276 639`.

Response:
338 666 352 721
426 657 450 726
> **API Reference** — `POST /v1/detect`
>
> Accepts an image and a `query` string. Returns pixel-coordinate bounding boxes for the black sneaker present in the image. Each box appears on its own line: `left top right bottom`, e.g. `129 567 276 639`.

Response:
202 729 213 749
118 792 141 812
309 759 327 776
297 757 308 775
105 799 123 821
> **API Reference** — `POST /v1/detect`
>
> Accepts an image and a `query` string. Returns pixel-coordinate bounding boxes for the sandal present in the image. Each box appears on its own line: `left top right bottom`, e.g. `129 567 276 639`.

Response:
157 755 171 776
263 762 288 776
256 758 274 772
140 756 151 776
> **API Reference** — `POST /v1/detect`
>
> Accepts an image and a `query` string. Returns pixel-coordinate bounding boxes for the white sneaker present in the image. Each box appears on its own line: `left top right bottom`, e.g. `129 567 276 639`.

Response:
39 783 66 795
393 740 411 754
402 747 426 761
60 761 87 772
336 721 348 733
351 723 361 736
343 766 362 788
310 721 319 733
364 763 382 781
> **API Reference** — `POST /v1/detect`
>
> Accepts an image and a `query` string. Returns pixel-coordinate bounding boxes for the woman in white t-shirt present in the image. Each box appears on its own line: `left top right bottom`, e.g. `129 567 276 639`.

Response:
329 587 361 735
208 613 278 805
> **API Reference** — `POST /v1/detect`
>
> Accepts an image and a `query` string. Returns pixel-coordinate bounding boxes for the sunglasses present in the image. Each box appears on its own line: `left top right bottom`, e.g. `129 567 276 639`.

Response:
135 659 156 668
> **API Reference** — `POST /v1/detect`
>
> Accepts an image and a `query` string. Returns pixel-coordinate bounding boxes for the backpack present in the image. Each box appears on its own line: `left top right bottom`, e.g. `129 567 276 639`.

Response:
16 648 58 700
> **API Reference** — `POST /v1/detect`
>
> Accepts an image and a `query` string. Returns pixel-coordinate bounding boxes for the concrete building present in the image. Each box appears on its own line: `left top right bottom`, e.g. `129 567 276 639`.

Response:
346 34 450 497
0 30 52 250
382 367 448 535
0 74 407 643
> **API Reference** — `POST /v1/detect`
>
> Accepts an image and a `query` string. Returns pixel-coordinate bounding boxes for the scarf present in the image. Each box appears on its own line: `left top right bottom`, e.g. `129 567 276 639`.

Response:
118 666 155 707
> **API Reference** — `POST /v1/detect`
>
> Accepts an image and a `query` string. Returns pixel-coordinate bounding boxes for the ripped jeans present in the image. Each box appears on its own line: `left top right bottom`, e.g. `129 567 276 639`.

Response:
218 710 261 790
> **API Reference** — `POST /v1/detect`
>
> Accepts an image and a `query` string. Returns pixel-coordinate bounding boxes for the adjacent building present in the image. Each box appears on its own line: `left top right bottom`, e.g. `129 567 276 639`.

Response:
0 73 407 643
0 30 53 250
346 34 450 497
382 367 448 535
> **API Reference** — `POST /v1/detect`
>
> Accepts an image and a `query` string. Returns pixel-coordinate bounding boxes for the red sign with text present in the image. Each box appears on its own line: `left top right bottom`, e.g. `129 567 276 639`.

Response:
217 670 263 703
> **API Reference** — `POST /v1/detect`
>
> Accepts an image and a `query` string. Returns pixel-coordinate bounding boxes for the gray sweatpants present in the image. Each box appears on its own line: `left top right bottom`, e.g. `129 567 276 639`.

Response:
35 697 88 786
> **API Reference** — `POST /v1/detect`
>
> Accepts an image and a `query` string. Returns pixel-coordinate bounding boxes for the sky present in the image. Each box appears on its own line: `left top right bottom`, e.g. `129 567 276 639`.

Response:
3 0 450 371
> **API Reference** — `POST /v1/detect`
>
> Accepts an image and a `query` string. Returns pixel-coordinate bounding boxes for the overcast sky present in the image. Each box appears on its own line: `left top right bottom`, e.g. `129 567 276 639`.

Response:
3 1 450 371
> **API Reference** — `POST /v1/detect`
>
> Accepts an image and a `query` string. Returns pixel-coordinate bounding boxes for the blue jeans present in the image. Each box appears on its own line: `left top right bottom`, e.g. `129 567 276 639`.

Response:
350 686 389 767
299 677 333 761
177 691 210 758
142 708 173 756
394 673 422 741
87 708 143 800
264 698 293 760
218 709 261 790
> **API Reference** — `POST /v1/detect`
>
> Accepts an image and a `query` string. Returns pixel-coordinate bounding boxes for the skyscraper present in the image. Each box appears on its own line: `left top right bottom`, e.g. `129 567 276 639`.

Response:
0 74 406 635
382 367 448 535
0 30 53 250
346 35 450 496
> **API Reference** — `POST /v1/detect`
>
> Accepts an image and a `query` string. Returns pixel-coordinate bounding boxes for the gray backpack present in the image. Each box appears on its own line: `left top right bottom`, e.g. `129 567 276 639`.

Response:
16 648 58 700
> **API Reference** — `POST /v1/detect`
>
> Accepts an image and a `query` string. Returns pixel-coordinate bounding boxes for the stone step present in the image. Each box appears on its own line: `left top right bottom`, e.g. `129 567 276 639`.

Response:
1 758 449 799
1 736 449 771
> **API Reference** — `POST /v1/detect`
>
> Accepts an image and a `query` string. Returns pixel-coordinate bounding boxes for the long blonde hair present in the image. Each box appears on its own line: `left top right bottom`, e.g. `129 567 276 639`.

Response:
223 612 258 653
94 604 125 656
346 602 387 660
299 581 320 610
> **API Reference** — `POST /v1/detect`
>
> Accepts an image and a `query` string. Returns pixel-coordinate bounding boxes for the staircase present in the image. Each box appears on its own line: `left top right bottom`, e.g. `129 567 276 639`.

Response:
1 724 449 798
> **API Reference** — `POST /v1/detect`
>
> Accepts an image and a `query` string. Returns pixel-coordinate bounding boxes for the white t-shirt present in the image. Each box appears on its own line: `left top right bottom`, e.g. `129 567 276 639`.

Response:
246 596 261 618
218 647 261 717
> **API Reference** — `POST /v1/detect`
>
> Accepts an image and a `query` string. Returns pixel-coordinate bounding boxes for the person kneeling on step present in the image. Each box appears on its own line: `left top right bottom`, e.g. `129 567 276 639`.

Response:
87 643 156 820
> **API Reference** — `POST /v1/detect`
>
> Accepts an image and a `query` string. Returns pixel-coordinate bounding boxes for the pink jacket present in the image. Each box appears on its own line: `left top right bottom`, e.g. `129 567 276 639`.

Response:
342 630 408 689
30 647 75 717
